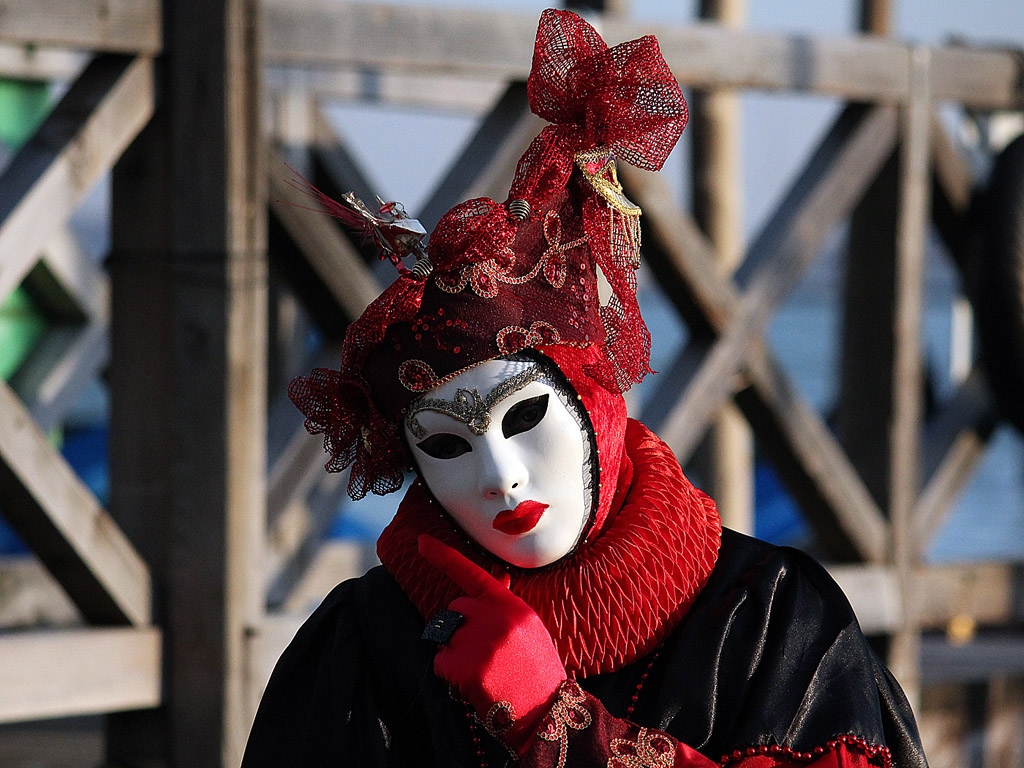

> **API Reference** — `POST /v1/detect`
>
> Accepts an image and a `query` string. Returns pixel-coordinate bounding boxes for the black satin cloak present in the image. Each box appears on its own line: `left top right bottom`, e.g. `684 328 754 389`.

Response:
241 529 928 767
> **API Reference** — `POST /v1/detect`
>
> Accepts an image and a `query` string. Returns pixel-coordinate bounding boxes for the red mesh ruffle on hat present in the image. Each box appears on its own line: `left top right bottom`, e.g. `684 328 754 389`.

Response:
377 419 722 677
288 369 406 499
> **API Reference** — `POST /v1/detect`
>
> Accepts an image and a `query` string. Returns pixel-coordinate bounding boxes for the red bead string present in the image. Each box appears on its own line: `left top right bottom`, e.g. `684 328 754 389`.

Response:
626 650 661 718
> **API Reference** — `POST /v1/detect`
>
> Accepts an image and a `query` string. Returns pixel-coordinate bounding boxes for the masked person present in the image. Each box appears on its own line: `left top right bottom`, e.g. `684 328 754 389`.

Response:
242 10 928 768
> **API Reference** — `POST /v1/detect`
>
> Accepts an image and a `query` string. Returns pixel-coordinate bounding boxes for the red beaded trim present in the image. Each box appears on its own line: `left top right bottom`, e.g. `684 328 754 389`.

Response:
718 735 892 768
625 650 660 718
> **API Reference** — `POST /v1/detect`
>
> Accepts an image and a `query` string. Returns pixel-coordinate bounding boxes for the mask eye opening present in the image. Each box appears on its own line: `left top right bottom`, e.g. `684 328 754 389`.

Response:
501 394 549 438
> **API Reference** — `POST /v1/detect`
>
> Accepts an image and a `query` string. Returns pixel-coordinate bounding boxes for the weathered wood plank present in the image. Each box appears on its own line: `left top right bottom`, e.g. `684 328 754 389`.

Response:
264 2 1024 108
887 50 932 703
265 469 347 608
12 323 108 433
0 0 160 55
0 55 153 303
269 148 383 318
930 45 1024 110
13 230 111 431
829 563 1018 634
266 67 505 113
0 44 85 81
0 379 151 626
266 343 343 527
246 612 305 709
0 627 161 723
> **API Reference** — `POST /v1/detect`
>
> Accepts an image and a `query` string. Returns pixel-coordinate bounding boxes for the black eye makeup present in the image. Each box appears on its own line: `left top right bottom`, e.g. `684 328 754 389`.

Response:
416 433 472 460
502 394 549 438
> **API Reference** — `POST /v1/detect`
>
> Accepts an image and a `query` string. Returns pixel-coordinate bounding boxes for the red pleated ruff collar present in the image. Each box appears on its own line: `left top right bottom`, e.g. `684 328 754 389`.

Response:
377 419 722 678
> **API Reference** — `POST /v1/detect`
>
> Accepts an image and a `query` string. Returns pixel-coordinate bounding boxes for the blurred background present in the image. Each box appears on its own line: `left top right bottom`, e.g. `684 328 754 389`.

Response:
1 0 1022 765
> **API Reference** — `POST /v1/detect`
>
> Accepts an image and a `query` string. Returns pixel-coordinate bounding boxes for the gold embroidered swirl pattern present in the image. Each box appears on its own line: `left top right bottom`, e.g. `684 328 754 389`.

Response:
538 681 592 768
608 727 676 768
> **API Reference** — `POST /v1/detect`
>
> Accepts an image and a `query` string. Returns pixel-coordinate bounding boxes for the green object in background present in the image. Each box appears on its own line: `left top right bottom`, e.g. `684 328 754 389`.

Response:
0 79 52 380
0 287 47 380
0 78 49 147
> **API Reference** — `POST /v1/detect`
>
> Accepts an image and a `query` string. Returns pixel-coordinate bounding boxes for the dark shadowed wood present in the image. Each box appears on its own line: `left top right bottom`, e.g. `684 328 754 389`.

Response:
107 0 266 762
0 379 151 626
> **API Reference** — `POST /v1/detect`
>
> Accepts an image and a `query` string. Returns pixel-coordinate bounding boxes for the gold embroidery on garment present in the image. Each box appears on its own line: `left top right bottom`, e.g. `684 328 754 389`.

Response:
434 210 586 298
608 727 676 768
405 364 543 438
538 681 592 768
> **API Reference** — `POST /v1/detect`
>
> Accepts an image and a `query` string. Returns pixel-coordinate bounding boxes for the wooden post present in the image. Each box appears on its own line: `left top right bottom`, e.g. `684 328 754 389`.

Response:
107 0 267 763
692 0 753 535
887 46 931 711
859 0 892 37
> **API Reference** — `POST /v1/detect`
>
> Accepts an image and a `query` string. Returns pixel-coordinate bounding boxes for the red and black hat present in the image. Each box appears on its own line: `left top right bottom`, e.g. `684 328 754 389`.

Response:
290 9 688 499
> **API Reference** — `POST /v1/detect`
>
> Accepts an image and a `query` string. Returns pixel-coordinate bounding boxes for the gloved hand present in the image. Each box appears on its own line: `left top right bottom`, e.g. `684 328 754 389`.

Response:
418 534 568 751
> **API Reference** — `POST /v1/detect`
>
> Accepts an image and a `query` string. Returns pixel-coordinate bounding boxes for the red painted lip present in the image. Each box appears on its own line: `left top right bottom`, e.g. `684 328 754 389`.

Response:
492 500 548 535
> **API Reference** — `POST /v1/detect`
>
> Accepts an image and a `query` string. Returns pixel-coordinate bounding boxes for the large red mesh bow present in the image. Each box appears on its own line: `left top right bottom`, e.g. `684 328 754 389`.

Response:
527 9 687 171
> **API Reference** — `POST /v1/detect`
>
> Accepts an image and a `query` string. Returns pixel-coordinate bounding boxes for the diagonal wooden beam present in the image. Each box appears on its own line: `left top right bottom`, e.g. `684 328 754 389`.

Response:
0 380 151 625
631 104 898 458
309 107 381 211
268 146 384 320
11 322 108 433
930 113 974 269
737 349 890 562
418 81 544 230
623 127 892 561
913 368 999 547
0 627 161 723
13 229 111 431
0 55 153 303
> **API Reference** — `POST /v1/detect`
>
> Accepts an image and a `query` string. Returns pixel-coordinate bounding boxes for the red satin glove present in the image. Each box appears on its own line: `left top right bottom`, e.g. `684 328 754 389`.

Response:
418 534 568 751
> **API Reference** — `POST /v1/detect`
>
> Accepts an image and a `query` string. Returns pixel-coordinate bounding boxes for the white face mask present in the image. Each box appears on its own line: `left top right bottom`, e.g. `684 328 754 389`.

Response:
404 358 592 568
